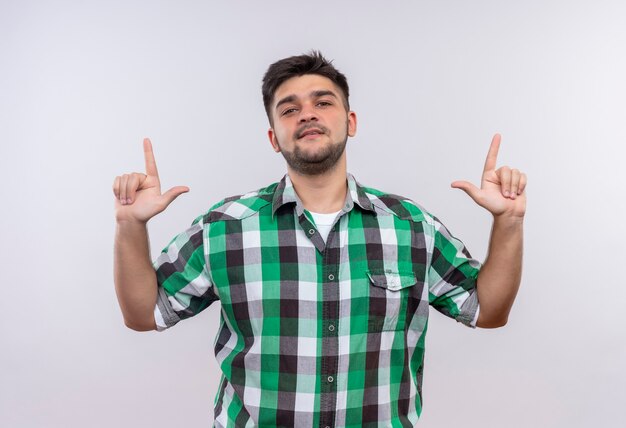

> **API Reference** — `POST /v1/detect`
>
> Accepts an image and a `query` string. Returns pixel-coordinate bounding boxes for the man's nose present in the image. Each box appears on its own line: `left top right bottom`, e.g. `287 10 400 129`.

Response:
298 104 318 122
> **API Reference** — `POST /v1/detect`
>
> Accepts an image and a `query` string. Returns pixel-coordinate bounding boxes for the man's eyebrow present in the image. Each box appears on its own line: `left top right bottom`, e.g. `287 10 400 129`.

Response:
274 90 339 111
275 95 296 111
311 90 338 99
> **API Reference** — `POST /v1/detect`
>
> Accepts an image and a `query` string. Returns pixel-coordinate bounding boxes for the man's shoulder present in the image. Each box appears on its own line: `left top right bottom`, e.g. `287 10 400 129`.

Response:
359 182 435 225
197 181 278 224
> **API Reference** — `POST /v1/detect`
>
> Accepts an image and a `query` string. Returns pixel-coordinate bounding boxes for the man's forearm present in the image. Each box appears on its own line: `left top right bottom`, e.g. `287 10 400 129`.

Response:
475 216 524 328
114 220 158 331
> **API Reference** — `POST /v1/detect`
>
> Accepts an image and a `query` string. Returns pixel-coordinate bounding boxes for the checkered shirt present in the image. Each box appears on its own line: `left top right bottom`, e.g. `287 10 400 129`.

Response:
153 172 481 427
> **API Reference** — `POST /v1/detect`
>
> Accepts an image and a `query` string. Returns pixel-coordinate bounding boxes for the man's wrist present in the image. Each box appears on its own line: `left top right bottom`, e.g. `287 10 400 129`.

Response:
115 217 149 229
492 213 525 228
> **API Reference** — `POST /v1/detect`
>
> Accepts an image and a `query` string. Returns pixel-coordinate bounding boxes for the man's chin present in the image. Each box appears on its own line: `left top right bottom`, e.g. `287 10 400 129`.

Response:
293 146 333 162
283 154 337 175
278 137 347 175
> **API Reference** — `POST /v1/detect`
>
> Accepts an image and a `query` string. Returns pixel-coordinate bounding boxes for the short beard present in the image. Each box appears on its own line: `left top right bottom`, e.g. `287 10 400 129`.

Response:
277 122 349 176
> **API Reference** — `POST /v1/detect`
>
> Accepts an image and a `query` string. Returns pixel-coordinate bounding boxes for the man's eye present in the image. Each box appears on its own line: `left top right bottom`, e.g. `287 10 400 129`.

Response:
282 108 297 116
317 101 332 107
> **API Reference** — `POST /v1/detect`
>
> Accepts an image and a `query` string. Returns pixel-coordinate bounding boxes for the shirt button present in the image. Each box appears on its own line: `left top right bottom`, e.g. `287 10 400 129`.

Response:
308 228 315 235
328 324 335 332
328 274 334 281
327 375 334 383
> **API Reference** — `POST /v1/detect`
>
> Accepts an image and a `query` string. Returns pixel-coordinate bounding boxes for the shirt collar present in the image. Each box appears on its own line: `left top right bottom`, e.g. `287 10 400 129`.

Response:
271 172 376 218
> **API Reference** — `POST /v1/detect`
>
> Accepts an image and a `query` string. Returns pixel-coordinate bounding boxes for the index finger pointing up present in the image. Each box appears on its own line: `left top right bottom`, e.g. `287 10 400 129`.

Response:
483 133 501 173
143 138 159 177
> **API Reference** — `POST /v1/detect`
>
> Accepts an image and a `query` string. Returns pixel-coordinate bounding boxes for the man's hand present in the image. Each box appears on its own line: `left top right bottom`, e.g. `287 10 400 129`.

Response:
449 134 527 327
112 138 189 223
451 134 527 219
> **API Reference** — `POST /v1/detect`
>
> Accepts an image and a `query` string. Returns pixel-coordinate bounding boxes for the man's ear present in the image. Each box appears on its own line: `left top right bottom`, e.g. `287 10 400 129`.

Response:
347 111 357 137
268 128 281 153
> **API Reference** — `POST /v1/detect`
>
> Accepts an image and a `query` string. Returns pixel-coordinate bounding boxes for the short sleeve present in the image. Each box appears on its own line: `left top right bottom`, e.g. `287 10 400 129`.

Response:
153 216 219 331
427 217 481 327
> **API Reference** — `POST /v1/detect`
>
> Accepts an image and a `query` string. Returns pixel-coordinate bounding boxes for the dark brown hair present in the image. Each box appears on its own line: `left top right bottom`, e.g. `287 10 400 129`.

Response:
262 51 350 125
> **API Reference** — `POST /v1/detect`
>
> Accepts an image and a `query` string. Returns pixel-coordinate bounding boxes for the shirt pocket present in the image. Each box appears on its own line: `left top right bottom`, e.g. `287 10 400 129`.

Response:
366 270 421 332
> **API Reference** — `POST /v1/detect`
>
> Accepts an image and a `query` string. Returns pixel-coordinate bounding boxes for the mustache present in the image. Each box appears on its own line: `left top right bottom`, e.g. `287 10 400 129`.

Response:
294 123 329 139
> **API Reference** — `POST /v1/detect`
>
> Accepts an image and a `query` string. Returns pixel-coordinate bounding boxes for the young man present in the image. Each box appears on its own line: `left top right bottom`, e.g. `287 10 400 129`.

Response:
113 52 526 427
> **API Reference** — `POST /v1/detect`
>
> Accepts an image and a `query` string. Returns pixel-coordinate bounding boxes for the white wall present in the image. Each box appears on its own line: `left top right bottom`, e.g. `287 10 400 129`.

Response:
1 1 624 426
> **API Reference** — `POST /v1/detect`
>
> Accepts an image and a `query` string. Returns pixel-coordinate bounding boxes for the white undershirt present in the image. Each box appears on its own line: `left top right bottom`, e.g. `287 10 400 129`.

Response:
309 210 341 243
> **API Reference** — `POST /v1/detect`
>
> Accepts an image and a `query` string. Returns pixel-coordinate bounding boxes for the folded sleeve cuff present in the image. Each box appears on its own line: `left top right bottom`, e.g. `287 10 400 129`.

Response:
456 291 480 328
154 287 182 332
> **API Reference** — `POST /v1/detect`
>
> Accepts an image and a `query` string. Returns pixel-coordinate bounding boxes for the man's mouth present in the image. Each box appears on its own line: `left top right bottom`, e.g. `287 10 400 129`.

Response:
298 128 324 139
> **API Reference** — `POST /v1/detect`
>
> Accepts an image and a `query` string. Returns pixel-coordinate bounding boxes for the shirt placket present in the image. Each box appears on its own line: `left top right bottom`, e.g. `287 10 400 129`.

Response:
298 212 341 428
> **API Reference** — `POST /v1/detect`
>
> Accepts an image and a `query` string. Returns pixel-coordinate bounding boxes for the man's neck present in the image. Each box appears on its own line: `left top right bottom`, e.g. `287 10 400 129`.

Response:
287 162 347 214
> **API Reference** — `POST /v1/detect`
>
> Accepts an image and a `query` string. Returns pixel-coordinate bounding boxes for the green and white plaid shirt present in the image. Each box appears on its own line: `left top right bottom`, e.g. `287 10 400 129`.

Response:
153 173 480 427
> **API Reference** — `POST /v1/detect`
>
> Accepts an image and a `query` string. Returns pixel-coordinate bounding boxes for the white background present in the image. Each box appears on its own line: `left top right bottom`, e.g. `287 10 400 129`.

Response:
1 1 625 426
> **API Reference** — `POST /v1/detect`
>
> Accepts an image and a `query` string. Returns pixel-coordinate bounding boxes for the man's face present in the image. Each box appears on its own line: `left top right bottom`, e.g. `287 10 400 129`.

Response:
268 74 357 176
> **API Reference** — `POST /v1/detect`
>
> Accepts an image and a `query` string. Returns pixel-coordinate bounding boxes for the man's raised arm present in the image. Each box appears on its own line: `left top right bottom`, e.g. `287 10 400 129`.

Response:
112 138 189 331
451 134 528 328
